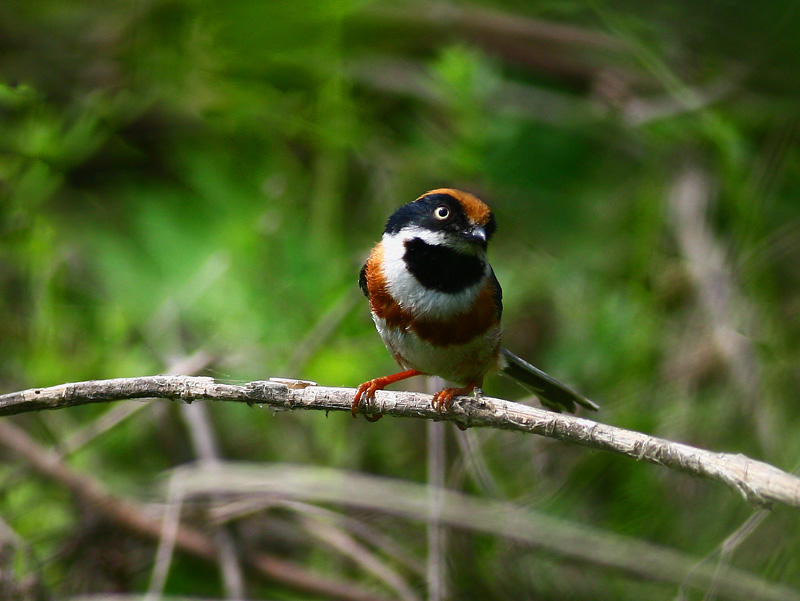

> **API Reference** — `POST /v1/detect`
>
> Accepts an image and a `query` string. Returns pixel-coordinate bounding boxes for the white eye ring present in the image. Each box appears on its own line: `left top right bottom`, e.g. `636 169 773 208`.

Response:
433 205 450 220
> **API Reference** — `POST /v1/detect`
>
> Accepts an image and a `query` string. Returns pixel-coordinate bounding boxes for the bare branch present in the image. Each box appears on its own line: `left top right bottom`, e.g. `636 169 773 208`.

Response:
59 350 215 456
1 376 799 509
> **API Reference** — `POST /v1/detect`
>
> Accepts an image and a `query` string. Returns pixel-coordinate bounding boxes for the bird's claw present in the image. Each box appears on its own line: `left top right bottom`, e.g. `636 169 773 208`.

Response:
431 388 456 413
352 380 383 421
431 385 476 414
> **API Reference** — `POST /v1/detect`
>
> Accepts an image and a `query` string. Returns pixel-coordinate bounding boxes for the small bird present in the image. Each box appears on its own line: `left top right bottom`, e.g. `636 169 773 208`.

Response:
353 188 598 421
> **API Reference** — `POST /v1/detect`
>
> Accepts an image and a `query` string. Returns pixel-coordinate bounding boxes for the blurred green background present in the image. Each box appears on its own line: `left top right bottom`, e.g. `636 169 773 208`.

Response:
2 0 800 599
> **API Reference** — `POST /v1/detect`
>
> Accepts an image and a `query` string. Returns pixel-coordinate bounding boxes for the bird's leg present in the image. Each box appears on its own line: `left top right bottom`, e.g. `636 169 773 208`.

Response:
431 381 480 413
352 369 422 421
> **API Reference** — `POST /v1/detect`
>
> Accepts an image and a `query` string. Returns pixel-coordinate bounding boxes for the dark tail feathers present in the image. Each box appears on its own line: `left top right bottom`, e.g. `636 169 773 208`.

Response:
499 347 599 413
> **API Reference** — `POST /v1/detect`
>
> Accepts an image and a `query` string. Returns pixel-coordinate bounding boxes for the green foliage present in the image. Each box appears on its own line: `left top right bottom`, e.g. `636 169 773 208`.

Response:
1 0 800 599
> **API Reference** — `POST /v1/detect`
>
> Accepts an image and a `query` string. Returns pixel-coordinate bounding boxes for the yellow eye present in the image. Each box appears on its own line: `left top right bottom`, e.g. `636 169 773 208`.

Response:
434 205 450 220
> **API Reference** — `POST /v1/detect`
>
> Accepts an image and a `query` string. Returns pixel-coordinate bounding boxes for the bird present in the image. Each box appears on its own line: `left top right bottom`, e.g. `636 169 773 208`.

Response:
353 188 599 421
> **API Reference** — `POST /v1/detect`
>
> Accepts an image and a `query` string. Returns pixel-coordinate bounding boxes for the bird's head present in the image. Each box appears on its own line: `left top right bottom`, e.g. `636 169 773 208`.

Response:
383 188 496 255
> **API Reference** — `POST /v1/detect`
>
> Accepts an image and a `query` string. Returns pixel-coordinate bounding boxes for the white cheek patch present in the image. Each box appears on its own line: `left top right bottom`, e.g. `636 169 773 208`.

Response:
380 231 488 318
392 226 450 247
396 226 483 255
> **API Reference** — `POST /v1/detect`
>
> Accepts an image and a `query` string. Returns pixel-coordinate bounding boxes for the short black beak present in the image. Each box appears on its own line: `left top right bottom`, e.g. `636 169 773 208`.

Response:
462 226 488 246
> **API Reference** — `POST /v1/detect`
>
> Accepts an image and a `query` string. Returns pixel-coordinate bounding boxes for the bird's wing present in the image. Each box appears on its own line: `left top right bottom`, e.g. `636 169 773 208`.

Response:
488 267 503 319
358 262 369 298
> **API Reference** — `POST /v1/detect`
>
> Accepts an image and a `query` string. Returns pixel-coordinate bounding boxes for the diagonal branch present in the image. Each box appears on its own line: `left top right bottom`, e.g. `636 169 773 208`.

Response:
1 376 799 509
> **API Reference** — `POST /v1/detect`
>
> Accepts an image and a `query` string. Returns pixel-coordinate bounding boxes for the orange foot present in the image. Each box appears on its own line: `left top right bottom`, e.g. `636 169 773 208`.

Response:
431 384 477 413
352 369 422 422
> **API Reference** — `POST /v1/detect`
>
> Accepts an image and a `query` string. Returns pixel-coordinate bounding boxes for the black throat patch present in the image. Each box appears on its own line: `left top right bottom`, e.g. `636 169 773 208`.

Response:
403 238 485 294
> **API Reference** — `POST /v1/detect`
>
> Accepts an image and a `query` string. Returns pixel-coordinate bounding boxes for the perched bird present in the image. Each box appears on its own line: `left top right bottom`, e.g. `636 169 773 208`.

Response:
353 188 598 421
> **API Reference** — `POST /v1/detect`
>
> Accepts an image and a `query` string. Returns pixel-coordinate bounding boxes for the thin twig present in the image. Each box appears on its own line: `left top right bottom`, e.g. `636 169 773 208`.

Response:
1 376 799 509
210 498 426 578
297 515 421 601
179 401 246 600
145 474 183 601
425 378 447 601
453 429 503 498
677 509 772 601
684 466 800 601
426 422 446 601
